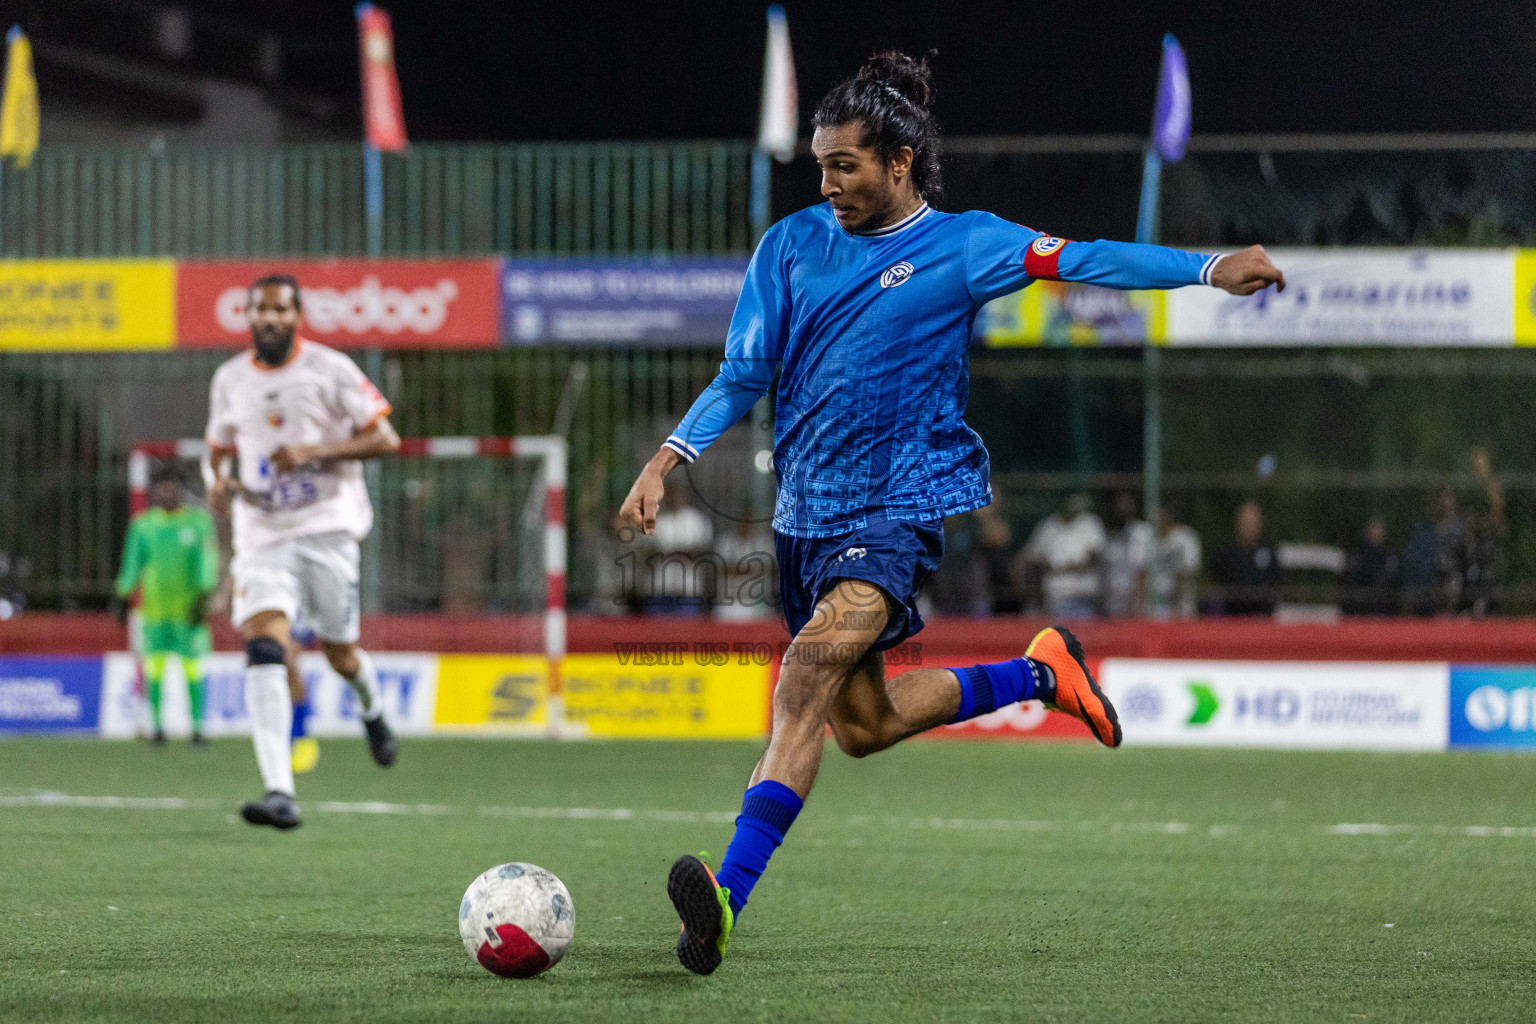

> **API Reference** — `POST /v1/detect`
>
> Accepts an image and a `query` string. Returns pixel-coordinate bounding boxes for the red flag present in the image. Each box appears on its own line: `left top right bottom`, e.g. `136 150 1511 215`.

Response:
356 3 407 152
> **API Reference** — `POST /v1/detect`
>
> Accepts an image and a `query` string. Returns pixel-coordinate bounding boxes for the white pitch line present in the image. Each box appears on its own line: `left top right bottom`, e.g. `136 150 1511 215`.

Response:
1331 822 1536 839
5 792 1534 839
0 791 220 810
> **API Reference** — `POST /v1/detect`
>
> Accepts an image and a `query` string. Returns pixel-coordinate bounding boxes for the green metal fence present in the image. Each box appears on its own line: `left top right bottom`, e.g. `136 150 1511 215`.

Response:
0 142 755 257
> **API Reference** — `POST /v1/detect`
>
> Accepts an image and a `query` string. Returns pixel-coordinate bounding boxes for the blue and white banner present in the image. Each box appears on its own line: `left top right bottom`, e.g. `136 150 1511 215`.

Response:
500 259 747 345
1449 666 1536 749
1167 249 1514 346
99 652 438 739
1101 659 1450 750
0 656 103 733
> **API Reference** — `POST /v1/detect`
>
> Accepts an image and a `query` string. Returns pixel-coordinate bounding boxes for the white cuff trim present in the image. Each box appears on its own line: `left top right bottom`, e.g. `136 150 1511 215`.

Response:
663 436 699 463
1200 253 1224 287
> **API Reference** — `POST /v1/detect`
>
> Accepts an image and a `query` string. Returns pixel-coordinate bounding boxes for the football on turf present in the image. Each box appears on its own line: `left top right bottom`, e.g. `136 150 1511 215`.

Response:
459 863 574 977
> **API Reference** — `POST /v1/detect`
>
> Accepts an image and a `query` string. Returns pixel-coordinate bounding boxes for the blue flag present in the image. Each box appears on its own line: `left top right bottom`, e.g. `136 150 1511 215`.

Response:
1153 34 1190 162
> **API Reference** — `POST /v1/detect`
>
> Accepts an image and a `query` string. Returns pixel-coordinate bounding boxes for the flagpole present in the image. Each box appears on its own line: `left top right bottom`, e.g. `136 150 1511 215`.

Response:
1137 144 1163 541
749 148 771 244
364 143 383 257
1138 33 1185 555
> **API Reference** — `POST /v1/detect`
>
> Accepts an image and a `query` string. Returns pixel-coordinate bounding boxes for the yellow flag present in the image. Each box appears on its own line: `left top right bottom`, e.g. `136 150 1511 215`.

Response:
0 27 38 169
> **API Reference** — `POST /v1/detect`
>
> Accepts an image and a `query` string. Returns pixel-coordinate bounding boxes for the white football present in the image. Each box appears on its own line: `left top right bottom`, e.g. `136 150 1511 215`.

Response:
459 862 574 978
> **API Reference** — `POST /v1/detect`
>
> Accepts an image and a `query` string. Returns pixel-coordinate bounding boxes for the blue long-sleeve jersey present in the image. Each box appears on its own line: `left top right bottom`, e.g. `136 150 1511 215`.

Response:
666 202 1221 538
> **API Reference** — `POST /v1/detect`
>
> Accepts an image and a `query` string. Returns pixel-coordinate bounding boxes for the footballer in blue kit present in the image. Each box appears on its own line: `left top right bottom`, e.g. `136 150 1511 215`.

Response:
620 50 1285 975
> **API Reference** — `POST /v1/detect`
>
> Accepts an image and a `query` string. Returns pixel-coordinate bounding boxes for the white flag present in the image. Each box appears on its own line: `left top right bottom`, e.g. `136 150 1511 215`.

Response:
756 5 797 163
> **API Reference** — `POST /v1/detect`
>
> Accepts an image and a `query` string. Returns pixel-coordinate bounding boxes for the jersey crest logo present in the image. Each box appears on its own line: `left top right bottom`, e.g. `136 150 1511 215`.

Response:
880 261 915 289
1030 236 1065 257
266 410 285 428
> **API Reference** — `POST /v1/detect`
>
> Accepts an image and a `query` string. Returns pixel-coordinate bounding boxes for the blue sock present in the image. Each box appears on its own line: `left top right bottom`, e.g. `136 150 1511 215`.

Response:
948 658 1056 723
291 700 311 739
714 780 803 917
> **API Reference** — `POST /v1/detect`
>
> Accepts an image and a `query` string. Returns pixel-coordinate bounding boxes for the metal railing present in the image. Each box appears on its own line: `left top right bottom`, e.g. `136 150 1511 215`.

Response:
0 142 756 257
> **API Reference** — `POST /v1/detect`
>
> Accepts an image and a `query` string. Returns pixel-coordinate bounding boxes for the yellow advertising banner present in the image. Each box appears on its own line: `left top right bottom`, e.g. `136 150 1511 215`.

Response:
560 655 769 739
980 282 1167 347
433 655 549 734
0 260 175 350
431 654 769 739
1512 250 1536 346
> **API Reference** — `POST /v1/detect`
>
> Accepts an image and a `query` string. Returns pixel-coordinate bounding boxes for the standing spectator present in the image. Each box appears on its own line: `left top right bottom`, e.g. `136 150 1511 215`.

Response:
715 514 776 621
1100 491 1152 618
649 488 715 614
973 500 1021 615
1454 447 1506 617
1430 486 1467 613
1018 493 1104 619
1342 516 1399 615
1146 505 1201 621
1208 499 1281 616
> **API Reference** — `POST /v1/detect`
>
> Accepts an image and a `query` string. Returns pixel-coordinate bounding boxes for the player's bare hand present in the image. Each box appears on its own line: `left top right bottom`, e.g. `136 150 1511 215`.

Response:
620 469 665 536
1211 244 1285 296
209 477 239 516
268 444 319 473
619 448 683 536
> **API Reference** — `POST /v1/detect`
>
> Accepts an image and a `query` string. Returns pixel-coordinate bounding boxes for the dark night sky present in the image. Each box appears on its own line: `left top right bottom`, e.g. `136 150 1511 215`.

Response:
23 1 1536 139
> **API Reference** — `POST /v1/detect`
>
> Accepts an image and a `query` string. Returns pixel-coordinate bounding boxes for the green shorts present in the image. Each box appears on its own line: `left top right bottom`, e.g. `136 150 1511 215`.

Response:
140 619 212 659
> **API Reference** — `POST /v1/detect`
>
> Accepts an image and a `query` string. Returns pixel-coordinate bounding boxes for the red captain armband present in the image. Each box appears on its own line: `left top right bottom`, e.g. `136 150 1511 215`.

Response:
1023 234 1071 281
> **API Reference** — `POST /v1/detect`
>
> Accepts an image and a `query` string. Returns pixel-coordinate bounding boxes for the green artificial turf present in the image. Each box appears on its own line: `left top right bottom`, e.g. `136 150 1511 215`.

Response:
2 737 1534 1023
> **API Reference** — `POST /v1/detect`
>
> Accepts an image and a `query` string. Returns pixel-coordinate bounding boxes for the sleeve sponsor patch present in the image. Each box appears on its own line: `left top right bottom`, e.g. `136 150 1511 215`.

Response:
1023 235 1070 280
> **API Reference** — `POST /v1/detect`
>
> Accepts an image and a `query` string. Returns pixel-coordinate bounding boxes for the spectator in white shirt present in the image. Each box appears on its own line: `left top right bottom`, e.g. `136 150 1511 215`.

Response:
1146 506 1202 620
1100 492 1153 618
1018 493 1105 620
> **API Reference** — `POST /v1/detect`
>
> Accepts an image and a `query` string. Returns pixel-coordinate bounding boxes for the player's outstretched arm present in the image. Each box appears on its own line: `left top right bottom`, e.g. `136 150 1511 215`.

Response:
269 416 401 473
1209 244 1286 295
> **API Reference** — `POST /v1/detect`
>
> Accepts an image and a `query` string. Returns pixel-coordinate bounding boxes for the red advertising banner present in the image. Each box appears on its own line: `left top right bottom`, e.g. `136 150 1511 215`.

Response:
356 4 407 152
175 260 501 349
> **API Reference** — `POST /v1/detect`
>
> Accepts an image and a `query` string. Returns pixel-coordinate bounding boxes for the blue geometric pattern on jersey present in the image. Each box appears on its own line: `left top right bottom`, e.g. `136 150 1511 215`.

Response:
667 202 1215 538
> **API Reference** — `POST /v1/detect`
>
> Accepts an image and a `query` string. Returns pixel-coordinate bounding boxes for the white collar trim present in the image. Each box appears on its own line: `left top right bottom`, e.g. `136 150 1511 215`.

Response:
843 202 932 237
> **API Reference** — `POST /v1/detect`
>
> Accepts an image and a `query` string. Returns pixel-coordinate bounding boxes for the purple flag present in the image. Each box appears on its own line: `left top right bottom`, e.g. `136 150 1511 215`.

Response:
1153 34 1190 162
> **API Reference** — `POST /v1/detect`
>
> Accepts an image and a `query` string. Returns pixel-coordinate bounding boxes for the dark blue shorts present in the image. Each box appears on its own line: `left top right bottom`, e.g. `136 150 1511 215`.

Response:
775 519 945 652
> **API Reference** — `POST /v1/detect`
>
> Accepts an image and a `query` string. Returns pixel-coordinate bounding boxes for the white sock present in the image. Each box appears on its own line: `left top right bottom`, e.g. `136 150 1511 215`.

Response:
246 663 295 797
345 648 383 722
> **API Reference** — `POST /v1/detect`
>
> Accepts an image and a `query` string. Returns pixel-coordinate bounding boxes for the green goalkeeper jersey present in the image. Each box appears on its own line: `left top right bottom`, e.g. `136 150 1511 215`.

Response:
115 506 219 623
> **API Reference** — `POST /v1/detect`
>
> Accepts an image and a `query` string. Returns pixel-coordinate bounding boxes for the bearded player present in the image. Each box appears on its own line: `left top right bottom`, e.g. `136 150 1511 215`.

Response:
205 274 400 830
620 51 1286 973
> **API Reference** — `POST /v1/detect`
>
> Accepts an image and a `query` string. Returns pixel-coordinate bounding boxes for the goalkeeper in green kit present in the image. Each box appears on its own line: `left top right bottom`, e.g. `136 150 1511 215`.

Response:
114 463 220 745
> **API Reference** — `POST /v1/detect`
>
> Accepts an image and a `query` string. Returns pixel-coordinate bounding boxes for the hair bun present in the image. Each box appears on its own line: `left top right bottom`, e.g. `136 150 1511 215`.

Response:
855 49 936 110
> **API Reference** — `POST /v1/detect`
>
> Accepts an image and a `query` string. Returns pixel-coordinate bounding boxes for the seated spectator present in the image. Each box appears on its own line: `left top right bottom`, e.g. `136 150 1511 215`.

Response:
1342 516 1399 616
1146 504 1201 621
1100 492 1152 618
1018 493 1104 620
1208 499 1280 616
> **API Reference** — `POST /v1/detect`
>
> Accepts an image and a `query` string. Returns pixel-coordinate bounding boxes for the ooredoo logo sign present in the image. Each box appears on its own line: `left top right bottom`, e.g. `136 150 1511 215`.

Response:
177 260 500 348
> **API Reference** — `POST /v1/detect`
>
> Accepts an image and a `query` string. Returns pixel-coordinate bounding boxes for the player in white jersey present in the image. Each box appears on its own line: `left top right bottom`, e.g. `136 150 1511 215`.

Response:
205 274 401 830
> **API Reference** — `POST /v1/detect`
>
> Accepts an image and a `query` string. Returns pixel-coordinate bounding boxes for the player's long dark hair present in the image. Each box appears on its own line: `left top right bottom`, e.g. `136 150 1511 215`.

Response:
813 49 943 200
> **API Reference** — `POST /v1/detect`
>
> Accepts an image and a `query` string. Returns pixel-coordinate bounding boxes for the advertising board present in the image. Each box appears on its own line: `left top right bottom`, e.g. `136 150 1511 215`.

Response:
501 259 746 344
1100 659 1449 750
99 652 437 738
0 260 174 350
176 260 502 348
0 656 103 733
